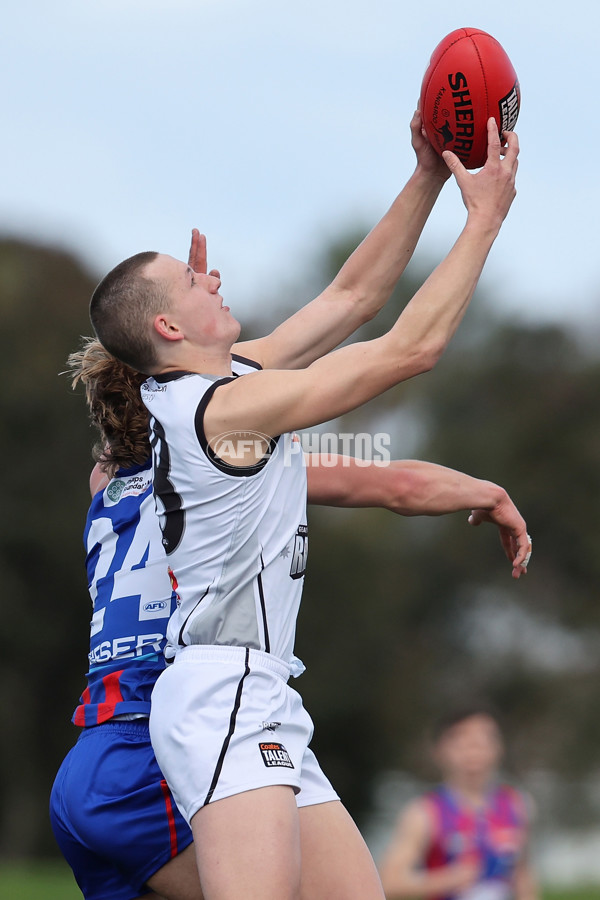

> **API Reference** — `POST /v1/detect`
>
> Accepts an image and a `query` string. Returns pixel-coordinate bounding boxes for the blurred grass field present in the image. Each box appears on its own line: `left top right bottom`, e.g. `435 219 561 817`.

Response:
1 861 81 899
545 893 600 900
1 862 600 900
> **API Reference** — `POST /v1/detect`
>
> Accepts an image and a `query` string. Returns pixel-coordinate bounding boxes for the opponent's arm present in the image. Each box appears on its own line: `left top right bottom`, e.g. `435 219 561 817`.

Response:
513 856 539 900
205 124 518 438
305 456 531 578
512 795 540 900
378 799 480 898
205 112 449 370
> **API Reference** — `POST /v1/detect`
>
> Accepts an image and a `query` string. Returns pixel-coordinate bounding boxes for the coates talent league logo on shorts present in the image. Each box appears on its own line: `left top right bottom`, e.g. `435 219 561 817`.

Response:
259 742 294 768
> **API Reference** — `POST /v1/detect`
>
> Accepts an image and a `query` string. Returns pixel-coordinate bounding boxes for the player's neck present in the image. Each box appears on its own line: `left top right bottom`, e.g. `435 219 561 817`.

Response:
445 774 493 807
156 345 234 377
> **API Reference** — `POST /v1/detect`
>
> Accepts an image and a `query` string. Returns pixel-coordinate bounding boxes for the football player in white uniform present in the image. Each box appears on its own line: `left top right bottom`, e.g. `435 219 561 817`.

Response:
89 117 524 900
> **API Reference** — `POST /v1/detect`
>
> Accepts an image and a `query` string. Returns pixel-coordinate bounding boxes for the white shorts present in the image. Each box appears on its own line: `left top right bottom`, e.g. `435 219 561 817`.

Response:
149 644 339 823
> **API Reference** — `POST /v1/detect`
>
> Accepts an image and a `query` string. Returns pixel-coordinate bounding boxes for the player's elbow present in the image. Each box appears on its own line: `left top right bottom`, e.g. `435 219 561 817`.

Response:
340 285 381 326
379 335 445 384
411 338 447 375
356 292 382 324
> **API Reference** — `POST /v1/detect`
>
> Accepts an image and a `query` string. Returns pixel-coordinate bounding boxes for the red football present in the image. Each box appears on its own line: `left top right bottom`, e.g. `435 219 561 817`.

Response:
419 27 520 169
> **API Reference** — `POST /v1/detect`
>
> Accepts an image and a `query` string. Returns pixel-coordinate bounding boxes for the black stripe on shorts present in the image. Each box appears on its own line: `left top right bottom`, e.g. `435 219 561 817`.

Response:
203 647 251 806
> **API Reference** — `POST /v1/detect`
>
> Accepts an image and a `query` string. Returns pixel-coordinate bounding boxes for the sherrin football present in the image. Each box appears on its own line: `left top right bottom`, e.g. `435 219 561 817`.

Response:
419 27 520 169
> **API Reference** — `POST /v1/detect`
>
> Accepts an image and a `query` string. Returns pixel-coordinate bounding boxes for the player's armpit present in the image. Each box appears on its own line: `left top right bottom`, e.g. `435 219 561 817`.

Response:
203 332 433 455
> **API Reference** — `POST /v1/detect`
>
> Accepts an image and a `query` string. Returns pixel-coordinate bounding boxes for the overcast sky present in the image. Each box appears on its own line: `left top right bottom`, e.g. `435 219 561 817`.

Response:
3 0 599 327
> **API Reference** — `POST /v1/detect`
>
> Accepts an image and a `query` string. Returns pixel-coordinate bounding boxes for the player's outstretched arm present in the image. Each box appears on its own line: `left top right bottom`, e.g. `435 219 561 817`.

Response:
204 123 518 442
305 456 531 578
229 111 449 370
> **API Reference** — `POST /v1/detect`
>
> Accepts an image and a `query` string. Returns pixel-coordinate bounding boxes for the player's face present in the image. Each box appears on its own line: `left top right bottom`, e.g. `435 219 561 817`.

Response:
148 254 240 347
434 714 503 782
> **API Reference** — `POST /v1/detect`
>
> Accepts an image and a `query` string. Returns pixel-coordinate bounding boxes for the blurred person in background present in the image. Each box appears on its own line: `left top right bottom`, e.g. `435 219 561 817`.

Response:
378 705 538 900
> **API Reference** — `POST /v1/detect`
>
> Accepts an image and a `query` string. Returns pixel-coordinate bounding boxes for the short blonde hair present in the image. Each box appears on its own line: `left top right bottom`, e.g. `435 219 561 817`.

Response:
89 251 167 374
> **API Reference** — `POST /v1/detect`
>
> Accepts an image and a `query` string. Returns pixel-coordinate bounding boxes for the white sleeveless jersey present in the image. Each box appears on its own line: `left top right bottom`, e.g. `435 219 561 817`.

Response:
140 355 308 667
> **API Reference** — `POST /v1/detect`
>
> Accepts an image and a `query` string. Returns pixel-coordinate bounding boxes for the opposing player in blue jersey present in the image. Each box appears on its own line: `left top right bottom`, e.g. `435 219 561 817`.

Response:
50 343 197 900
88 117 524 900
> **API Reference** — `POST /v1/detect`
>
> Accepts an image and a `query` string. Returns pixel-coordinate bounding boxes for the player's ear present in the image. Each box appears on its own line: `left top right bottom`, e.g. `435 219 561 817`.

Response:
153 313 184 342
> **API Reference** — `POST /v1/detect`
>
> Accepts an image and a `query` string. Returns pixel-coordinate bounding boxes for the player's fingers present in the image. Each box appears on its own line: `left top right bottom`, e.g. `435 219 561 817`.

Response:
442 149 464 176
410 109 424 143
188 231 208 273
497 526 515 563
512 535 530 578
498 135 510 156
502 130 520 164
208 268 221 279
509 531 532 580
198 232 208 274
485 117 502 161
187 229 198 268
514 532 532 569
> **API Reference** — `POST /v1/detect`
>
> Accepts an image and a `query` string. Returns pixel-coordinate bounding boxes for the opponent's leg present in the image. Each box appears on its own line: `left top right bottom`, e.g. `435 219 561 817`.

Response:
145 843 202 899
191 785 301 900
298 800 385 900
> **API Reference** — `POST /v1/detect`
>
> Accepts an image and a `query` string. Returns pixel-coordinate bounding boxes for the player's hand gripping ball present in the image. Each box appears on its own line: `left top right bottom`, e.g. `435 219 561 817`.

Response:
419 27 520 169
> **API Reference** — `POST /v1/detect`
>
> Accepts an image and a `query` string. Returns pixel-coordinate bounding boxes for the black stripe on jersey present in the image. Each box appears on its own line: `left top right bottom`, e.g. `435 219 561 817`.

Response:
231 352 262 371
257 553 270 653
152 370 195 382
149 415 185 555
203 647 251 806
151 353 261 381
178 584 211 647
194 379 280 478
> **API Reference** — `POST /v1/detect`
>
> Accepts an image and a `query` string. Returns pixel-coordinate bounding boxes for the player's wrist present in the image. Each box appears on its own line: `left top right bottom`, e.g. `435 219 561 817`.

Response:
462 213 503 242
411 162 450 190
481 481 507 511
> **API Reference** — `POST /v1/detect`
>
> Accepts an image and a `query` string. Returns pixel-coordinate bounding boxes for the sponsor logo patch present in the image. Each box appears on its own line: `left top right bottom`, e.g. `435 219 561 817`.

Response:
141 381 167 402
105 472 152 505
259 742 294 768
498 82 520 135
106 479 125 503
139 596 170 620
289 524 308 580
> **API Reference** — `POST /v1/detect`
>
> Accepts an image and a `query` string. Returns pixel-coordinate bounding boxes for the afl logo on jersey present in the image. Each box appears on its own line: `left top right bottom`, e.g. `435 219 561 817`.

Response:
139 597 170 620
212 430 278 468
144 601 168 613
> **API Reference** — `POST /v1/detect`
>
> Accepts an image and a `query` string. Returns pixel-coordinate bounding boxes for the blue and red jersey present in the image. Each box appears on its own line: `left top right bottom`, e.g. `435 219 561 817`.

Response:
72 461 175 726
424 784 529 899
